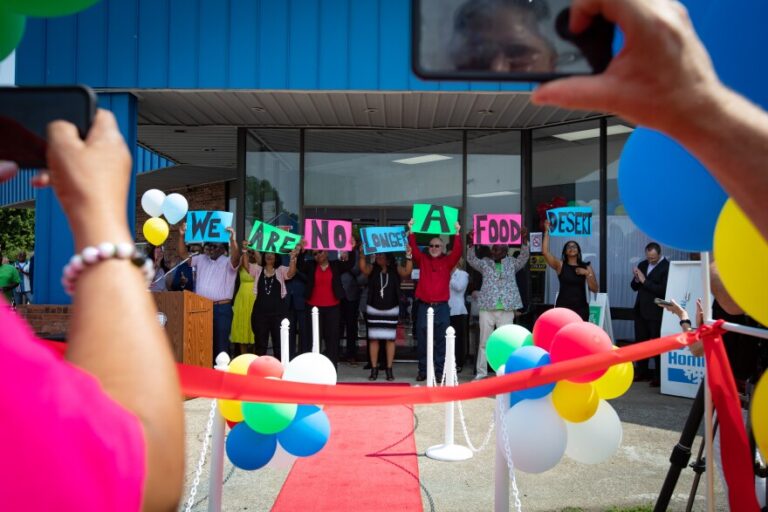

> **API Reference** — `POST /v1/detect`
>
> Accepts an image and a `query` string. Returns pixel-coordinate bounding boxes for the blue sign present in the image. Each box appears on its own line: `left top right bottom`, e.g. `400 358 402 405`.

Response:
360 226 408 255
666 350 705 385
185 211 233 243
546 207 592 236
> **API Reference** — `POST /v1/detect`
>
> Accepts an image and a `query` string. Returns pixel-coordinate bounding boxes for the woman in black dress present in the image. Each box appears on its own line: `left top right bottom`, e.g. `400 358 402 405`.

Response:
542 220 599 320
358 248 413 381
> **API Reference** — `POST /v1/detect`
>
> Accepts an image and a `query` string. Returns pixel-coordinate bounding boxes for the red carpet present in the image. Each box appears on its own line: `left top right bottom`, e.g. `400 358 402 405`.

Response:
272 403 423 511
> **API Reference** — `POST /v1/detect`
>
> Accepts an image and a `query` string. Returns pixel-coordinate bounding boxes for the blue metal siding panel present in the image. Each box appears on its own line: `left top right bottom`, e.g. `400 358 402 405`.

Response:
138 0 170 88
378 0 409 90
106 0 138 87
318 0 348 89
16 19 47 84
169 0 199 88
0 170 36 206
76 2 108 85
228 0 260 87
46 17 77 83
199 0 230 88
259 1 289 89
349 0 378 89
288 0 320 89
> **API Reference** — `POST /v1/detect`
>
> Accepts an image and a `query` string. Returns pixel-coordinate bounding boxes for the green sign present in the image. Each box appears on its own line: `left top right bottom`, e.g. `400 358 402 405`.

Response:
412 204 459 235
247 220 301 254
588 305 602 326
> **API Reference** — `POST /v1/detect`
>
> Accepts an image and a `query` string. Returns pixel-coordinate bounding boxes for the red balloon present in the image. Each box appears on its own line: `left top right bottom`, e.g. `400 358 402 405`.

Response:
226 420 239 429
549 322 613 383
247 355 284 378
533 308 583 351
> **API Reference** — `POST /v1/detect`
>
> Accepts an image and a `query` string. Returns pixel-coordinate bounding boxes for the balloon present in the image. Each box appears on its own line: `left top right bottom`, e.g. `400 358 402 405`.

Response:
4 0 100 17
265 441 298 469
594 360 634 400
486 324 533 372
503 397 566 473
713 199 768 326
283 353 337 385
0 7 25 61
226 420 239 429
505 346 555 401
552 381 599 423
277 405 331 457
142 217 169 246
550 322 613 383
565 400 623 464
225 423 277 470
229 354 258 375
752 372 768 461
242 401 297 434
618 128 727 251
219 400 244 423
161 193 188 225
141 189 166 217
248 355 284 379
532 308 583 351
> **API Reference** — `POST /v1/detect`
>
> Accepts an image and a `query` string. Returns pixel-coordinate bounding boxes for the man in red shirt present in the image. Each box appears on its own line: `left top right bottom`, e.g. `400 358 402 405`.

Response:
408 219 462 381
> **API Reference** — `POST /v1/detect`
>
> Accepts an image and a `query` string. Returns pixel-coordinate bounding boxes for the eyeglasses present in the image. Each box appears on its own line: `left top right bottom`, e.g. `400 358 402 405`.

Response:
429 244 442 248
312 251 325 256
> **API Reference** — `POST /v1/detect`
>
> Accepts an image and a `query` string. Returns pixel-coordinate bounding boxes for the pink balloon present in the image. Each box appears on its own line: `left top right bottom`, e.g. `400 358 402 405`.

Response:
247 355 284 379
533 308 584 351
550 322 613 383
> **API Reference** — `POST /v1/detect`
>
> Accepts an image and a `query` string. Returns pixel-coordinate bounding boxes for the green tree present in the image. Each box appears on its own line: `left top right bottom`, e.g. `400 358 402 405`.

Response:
0 208 35 261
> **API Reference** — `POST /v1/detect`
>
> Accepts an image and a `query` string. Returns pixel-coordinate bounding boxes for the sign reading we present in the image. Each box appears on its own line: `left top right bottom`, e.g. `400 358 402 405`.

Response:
360 226 407 255
303 219 353 250
546 207 593 236
247 220 301 254
473 214 522 245
412 204 459 235
185 211 233 243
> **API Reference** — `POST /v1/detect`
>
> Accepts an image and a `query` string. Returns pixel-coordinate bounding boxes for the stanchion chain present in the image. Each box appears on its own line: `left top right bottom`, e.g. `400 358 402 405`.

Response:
184 399 218 512
454 370 495 452
499 400 523 512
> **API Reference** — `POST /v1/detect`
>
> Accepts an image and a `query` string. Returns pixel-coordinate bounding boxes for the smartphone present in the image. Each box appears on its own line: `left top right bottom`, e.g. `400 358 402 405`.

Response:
654 298 674 307
412 0 615 82
0 85 97 168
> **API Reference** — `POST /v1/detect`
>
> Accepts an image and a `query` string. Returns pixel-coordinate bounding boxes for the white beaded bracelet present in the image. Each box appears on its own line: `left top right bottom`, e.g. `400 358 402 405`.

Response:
61 242 155 295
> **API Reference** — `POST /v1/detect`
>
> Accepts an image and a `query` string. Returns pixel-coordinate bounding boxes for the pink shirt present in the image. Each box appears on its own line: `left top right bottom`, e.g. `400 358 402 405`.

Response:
0 302 146 511
192 254 238 302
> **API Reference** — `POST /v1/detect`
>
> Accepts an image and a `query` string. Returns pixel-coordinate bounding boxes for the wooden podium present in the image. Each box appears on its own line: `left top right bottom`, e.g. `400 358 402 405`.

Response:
152 291 213 368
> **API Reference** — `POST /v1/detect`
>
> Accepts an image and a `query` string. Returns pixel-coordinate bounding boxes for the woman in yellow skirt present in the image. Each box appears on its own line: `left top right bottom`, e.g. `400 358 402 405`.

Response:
230 241 257 355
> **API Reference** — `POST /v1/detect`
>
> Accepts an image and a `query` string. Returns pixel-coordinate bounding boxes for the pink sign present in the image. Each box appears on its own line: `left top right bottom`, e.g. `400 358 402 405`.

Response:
473 213 523 245
303 219 354 250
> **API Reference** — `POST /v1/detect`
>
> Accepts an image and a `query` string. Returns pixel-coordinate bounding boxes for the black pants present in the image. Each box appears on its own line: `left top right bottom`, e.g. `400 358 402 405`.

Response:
306 305 341 366
450 314 468 368
340 298 360 358
290 307 308 358
252 311 286 361
634 313 662 380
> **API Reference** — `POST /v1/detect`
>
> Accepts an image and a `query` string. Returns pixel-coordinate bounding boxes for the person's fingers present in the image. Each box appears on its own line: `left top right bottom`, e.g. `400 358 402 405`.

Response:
532 75 616 113
86 109 122 145
47 120 84 152
0 161 19 183
31 170 51 188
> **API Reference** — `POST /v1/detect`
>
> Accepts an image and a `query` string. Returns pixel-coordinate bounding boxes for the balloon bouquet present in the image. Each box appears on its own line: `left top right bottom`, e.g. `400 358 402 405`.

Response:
221 353 336 471
140 189 189 246
486 308 633 473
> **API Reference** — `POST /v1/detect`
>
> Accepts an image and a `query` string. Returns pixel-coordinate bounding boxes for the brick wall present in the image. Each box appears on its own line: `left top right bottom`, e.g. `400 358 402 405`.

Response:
16 305 71 338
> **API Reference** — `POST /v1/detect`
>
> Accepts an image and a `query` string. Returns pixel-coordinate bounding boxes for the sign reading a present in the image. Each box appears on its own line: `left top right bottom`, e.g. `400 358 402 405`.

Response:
546 207 592 236
303 219 353 250
360 226 407 255
412 204 459 235
473 213 522 245
247 220 301 254
185 211 233 243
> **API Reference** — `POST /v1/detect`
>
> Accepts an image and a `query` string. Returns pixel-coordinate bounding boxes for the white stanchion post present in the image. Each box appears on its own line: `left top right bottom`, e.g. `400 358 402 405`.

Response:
426 326 473 461
427 307 435 387
208 352 230 512
494 390 510 512
280 318 291 366
312 306 320 354
701 252 715 512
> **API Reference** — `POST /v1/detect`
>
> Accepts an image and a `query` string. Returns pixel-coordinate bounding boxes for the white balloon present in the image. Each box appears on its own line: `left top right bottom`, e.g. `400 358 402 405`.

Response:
283 353 337 386
265 441 298 469
565 400 623 464
161 193 188 225
503 397 566 474
141 189 166 217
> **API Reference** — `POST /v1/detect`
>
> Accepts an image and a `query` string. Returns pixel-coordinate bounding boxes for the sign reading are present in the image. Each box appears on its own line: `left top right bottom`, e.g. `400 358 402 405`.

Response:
546 207 592 236
412 204 459 235
247 220 301 254
185 211 233 243
473 213 522 245
360 226 407 255
303 219 353 250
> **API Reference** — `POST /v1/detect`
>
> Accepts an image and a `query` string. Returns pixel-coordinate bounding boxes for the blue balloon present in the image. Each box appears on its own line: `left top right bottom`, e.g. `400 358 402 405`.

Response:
225 423 277 470
505 346 555 401
618 128 726 251
277 405 330 457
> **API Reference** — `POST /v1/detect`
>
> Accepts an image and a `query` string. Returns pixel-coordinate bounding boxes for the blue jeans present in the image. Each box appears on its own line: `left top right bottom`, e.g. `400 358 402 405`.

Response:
213 303 233 363
416 301 450 376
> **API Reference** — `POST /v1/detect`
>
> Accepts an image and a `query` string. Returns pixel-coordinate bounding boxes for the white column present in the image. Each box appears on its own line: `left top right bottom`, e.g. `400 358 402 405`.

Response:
280 318 291 366
208 352 230 512
427 307 435 387
312 306 320 354
494 391 510 512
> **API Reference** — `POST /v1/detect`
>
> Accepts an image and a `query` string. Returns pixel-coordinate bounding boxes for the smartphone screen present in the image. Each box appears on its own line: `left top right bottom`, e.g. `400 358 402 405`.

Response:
412 0 614 81
0 85 96 168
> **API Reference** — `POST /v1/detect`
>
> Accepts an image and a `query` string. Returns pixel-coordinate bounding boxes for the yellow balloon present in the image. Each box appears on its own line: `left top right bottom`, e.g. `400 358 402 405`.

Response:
595 361 634 400
142 217 169 246
751 372 768 461
219 399 244 422
552 381 599 423
229 354 257 375
714 200 768 326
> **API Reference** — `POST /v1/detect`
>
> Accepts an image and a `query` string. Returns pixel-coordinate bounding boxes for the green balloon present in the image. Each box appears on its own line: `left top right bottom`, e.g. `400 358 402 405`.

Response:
0 8 25 62
242 402 298 434
4 0 100 18
486 324 533 372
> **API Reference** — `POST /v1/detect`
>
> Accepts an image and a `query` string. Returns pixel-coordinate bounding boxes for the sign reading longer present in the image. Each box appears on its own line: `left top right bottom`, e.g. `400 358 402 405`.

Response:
303 219 353 250
473 213 522 245
247 220 301 254
185 211 233 243
546 207 593 236
360 226 408 255
412 204 459 235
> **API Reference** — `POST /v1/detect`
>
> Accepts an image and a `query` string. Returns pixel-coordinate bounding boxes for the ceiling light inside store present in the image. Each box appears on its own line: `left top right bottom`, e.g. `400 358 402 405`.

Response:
393 154 453 165
469 190 519 198
553 124 634 142
251 106 265 112
364 107 378 113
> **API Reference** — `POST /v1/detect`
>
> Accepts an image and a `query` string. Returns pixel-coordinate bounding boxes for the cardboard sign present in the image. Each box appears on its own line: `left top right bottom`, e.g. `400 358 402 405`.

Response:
546 207 592 236
360 226 408 255
247 220 301 254
303 219 353 250
185 211 233 243
473 213 522 245
412 204 459 235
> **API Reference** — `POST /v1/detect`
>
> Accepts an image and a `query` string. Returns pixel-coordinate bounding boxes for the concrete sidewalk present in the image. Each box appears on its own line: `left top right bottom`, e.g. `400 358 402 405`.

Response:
180 362 727 511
